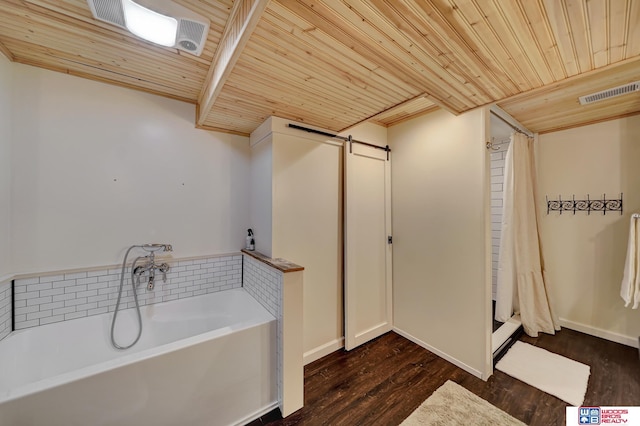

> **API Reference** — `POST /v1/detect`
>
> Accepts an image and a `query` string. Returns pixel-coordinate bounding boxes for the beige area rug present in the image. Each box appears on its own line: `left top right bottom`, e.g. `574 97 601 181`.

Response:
400 380 525 425
495 341 590 406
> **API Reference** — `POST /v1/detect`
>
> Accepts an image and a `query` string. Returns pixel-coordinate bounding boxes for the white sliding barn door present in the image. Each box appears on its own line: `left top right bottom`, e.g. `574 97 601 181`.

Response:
344 140 393 351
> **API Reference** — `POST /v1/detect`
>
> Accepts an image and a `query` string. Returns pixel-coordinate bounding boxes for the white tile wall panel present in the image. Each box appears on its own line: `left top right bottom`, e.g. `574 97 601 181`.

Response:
490 137 511 301
0 280 11 342
242 255 283 407
13 254 242 330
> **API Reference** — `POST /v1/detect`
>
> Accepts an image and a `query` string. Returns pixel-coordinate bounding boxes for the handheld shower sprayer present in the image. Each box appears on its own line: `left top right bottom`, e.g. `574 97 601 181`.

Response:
110 243 173 350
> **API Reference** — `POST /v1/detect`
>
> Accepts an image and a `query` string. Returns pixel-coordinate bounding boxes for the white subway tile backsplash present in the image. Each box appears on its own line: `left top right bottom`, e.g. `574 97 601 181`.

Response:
15 305 39 315
53 293 75 302
491 137 510 301
17 277 39 286
40 301 64 311
31 282 52 292
27 296 52 306
40 288 65 298
41 315 65 326
27 310 52 321
39 274 65 283
15 291 38 301
64 272 88 280
12 254 243 330
53 306 75 316
242 254 283 407
19 319 39 329
77 277 98 286
65 311 87 321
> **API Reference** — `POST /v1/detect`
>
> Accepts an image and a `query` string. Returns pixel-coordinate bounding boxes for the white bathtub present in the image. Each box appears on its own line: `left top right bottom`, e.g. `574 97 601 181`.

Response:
0 288 277 426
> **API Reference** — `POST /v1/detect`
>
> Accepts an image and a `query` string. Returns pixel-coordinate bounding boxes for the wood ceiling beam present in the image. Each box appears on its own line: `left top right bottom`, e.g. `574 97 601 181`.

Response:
197 0 269 126
0 38 14 61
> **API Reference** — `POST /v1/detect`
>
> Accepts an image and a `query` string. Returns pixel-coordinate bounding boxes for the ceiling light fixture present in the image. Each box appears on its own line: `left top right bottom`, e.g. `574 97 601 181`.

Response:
87 0 209 56
121 0 177 47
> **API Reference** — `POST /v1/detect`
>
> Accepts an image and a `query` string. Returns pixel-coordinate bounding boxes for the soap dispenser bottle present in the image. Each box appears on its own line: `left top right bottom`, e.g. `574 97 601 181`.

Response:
246 229 255 251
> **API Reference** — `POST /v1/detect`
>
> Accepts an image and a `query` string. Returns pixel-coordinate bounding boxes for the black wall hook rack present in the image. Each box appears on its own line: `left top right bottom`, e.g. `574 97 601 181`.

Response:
546 193 623 215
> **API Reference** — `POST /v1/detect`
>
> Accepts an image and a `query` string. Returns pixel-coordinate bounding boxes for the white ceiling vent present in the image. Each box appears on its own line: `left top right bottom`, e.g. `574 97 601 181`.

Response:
579 81 640 105
87 0 209 56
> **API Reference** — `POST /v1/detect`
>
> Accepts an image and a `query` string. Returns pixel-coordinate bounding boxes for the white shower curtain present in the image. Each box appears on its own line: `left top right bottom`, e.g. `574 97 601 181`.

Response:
494 133 560 336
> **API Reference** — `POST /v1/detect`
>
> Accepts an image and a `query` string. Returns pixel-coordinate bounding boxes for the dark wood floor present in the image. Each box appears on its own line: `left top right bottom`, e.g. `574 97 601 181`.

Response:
248 330 640 426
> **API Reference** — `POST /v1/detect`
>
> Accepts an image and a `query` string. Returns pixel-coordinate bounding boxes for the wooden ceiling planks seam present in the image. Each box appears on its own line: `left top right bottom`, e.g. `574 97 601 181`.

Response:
365 1 495 104
627 0 640 57
259 5 418 101
439 0 526 92
376 0 513 100
585 0 608 68
518 0 567 81
0 39 13 61
283 0 470 113
230 49 394 121
246 21 414 108
0 0 638 134
608 0 629 63
366 95 439 128
328 0 491 108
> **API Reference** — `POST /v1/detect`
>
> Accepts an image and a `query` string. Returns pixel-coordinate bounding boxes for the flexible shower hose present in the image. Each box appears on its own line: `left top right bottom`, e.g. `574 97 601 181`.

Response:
110 245 144 350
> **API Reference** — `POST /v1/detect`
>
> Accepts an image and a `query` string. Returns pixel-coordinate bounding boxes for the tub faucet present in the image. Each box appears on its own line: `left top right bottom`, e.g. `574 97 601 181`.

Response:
148 268 155 290
132 249 171 291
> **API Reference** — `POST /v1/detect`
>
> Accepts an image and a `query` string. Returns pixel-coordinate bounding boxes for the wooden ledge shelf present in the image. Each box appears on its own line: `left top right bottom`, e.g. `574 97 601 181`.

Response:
241 249 304 273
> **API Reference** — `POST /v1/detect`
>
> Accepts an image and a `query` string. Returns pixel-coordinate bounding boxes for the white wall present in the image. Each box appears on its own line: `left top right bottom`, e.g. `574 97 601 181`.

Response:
11 64 250 273
389 108 491 378
0 55 12 278
249 122 273 257
537 117 640 346
342 121 389 147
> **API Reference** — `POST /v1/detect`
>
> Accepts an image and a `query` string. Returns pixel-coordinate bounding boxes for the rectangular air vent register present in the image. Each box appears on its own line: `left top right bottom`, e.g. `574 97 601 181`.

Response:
87 0 209 56
579 81 640 105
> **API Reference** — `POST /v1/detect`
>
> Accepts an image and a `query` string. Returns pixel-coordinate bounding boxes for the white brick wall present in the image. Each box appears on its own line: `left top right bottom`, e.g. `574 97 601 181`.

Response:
0 280 11 342
13 254 242 330
242 255 284 407
491 137 511 301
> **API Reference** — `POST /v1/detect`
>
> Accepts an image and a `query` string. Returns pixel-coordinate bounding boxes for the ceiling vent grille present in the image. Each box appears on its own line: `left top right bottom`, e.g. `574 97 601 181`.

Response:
89 0 125 27
579 81 640 105
177 19 207 54
86 0 209 56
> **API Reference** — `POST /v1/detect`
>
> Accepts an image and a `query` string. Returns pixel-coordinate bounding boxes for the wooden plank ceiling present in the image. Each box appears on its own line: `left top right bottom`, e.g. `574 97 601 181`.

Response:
0 0 639 135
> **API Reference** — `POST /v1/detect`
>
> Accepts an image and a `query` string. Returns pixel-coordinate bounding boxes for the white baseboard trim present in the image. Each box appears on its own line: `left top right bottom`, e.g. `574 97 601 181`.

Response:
393 327 484 380
559 318 638 348
303 337 344 365
233 401 279 426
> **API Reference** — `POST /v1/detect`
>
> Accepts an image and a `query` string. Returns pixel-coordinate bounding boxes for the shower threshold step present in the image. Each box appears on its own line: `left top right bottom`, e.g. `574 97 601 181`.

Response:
492 314 521 354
